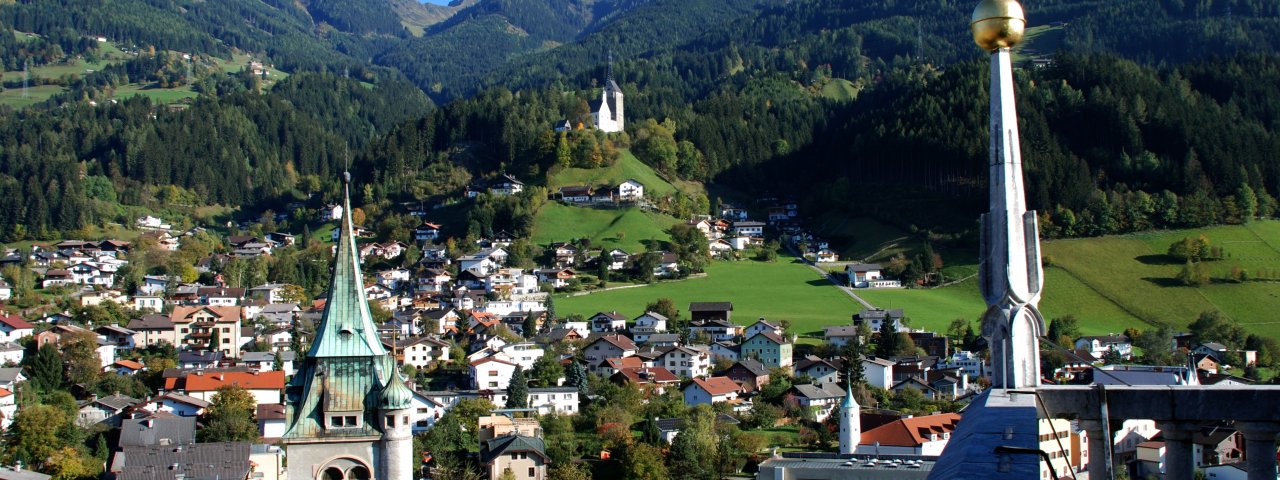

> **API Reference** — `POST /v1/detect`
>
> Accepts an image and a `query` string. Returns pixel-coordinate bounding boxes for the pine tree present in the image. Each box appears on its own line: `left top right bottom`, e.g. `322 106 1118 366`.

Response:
506 366 529 409
875 318 900 359
565 360 588 398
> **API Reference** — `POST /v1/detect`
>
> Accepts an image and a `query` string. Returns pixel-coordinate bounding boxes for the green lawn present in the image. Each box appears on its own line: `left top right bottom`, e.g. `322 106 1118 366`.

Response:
0 85 62 108
531 203 679 253
845 221 1280 341
1014 25 1065 63
556 254 862 334
549 149 678 197
114 84 198 102
819 78 859 101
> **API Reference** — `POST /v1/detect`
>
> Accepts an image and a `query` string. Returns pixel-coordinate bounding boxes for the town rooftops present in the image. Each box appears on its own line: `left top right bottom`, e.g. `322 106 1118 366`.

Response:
123 313 172 332
480 434 547 464
689 302 733 312
589 333 638 351
728 359 770 377
153 392 212 408
115 441 250 480
748 331 788 344
687 376 742 396
87 393 143 411
178 351 225 364
165 371 285 392
859 413 963 447
256 403 286 421
846 263 883 271
0 315 34 330
790 383 845 400
0 466 51 480
613 367 680 384
119 416 196 447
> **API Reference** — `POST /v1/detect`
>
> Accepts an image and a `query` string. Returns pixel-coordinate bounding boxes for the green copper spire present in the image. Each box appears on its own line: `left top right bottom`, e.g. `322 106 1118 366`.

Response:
308 172 387 358
283 172 406 440
841 374 857 409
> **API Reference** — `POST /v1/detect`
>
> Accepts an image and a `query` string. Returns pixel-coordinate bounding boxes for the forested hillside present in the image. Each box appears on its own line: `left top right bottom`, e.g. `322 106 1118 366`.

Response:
0 0 1277 247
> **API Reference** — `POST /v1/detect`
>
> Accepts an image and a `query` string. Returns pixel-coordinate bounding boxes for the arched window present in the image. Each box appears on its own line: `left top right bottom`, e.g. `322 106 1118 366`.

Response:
321 467 344 480
347 466 371 480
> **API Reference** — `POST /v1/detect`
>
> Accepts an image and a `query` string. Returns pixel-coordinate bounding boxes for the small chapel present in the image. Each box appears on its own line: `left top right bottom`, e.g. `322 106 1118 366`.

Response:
282 172 415 480
590 55 624 133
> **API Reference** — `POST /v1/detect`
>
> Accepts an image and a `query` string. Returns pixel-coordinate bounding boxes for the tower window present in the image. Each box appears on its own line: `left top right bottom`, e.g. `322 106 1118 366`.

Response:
386 415 395 427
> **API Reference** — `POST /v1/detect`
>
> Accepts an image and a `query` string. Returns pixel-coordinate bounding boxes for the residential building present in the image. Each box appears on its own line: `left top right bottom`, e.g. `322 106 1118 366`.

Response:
720 359 771 391
657 346 711 379
617 180 644 201
794 356 840 386
682 376 743 406
1075 335 1133 360
259 404 287 439
845 263 887 288
856 413 963 456
488 174 525 196
853 308 907 333
732 221 765 238
77 393 142 427
149 392 210 417
164 370 285 405
862 356 896 389
689 302 733 323
784 383 845 423
589 311 628 333
583 334 637 366
481 435 547 480
169 306 244 357
611 367 681 395
115 442 251 480
471 356 519 390
127 314 177 348
744 319 783 338
740 331 793 370
689 319 742 342
0 315 34 343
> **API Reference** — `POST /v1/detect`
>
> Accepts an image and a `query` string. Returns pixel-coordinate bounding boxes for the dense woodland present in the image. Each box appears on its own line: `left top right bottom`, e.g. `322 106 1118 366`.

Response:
0 0 1276 245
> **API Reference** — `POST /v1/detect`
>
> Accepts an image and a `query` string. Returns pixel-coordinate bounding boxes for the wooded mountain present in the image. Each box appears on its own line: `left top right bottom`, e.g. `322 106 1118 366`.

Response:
0 0 1278 244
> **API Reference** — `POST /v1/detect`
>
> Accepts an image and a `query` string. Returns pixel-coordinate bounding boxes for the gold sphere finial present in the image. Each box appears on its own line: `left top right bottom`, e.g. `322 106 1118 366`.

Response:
971 0 1026 51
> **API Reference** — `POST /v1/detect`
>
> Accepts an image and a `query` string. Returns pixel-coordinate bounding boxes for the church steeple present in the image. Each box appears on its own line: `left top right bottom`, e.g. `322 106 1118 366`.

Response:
283 171 414 480
307 171 387 359
839 377 860 455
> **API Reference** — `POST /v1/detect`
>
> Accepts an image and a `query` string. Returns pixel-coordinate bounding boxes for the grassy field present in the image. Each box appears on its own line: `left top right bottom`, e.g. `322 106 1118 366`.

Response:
851 220 1280 340
548 149 679 197
1013 25 1065 63
0 43 285 109
531 203 679 252
819 78 859 101
556 254 862 335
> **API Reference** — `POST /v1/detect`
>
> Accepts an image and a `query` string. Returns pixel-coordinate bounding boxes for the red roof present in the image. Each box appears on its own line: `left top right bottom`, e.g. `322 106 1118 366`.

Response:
613 367 679 384
859 413 963 448
604 357 644 370
0 388 11 397
167 371 285 391
590 334 637 352
688 376 742 396
469 356 516 367
0 315 34 330
113 360 145 371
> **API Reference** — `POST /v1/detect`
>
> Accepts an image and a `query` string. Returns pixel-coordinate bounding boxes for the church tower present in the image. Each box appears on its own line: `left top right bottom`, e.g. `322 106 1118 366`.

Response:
283 172 414 480
838 380 860 455
595 52 624 133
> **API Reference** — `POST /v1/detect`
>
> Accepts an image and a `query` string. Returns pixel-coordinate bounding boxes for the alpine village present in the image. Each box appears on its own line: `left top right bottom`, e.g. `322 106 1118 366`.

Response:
2 0 1280 480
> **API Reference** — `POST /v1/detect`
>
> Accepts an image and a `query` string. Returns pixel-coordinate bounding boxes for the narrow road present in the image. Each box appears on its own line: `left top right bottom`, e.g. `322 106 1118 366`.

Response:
786 244 877 310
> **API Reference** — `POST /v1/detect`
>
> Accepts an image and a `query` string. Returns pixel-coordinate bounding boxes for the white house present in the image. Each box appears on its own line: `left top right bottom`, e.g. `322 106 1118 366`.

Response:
1074 335 1133 360
0 342 24 366
745 319 783 338
132 295 164 313
459 248 508 276
732 221 765 238
319 204 343 222
256 404 287 439
498 342 544 370
862 356 896 389
786 383 845 423
589 311 628 333
618 180 644 202
0 387 15 430
936 350 986 379
470 356 518 390
488 174 525 196
846 264 892 288
583 334 637 366
0 280 10 302
488 387 579 415
682 376 742 406
657 346 711 379
0 315 34 343
409 391 450 433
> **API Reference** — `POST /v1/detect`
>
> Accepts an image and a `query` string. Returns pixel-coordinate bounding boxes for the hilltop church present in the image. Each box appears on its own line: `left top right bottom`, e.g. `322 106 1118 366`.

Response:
282 172 414 480
590 61 624 133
